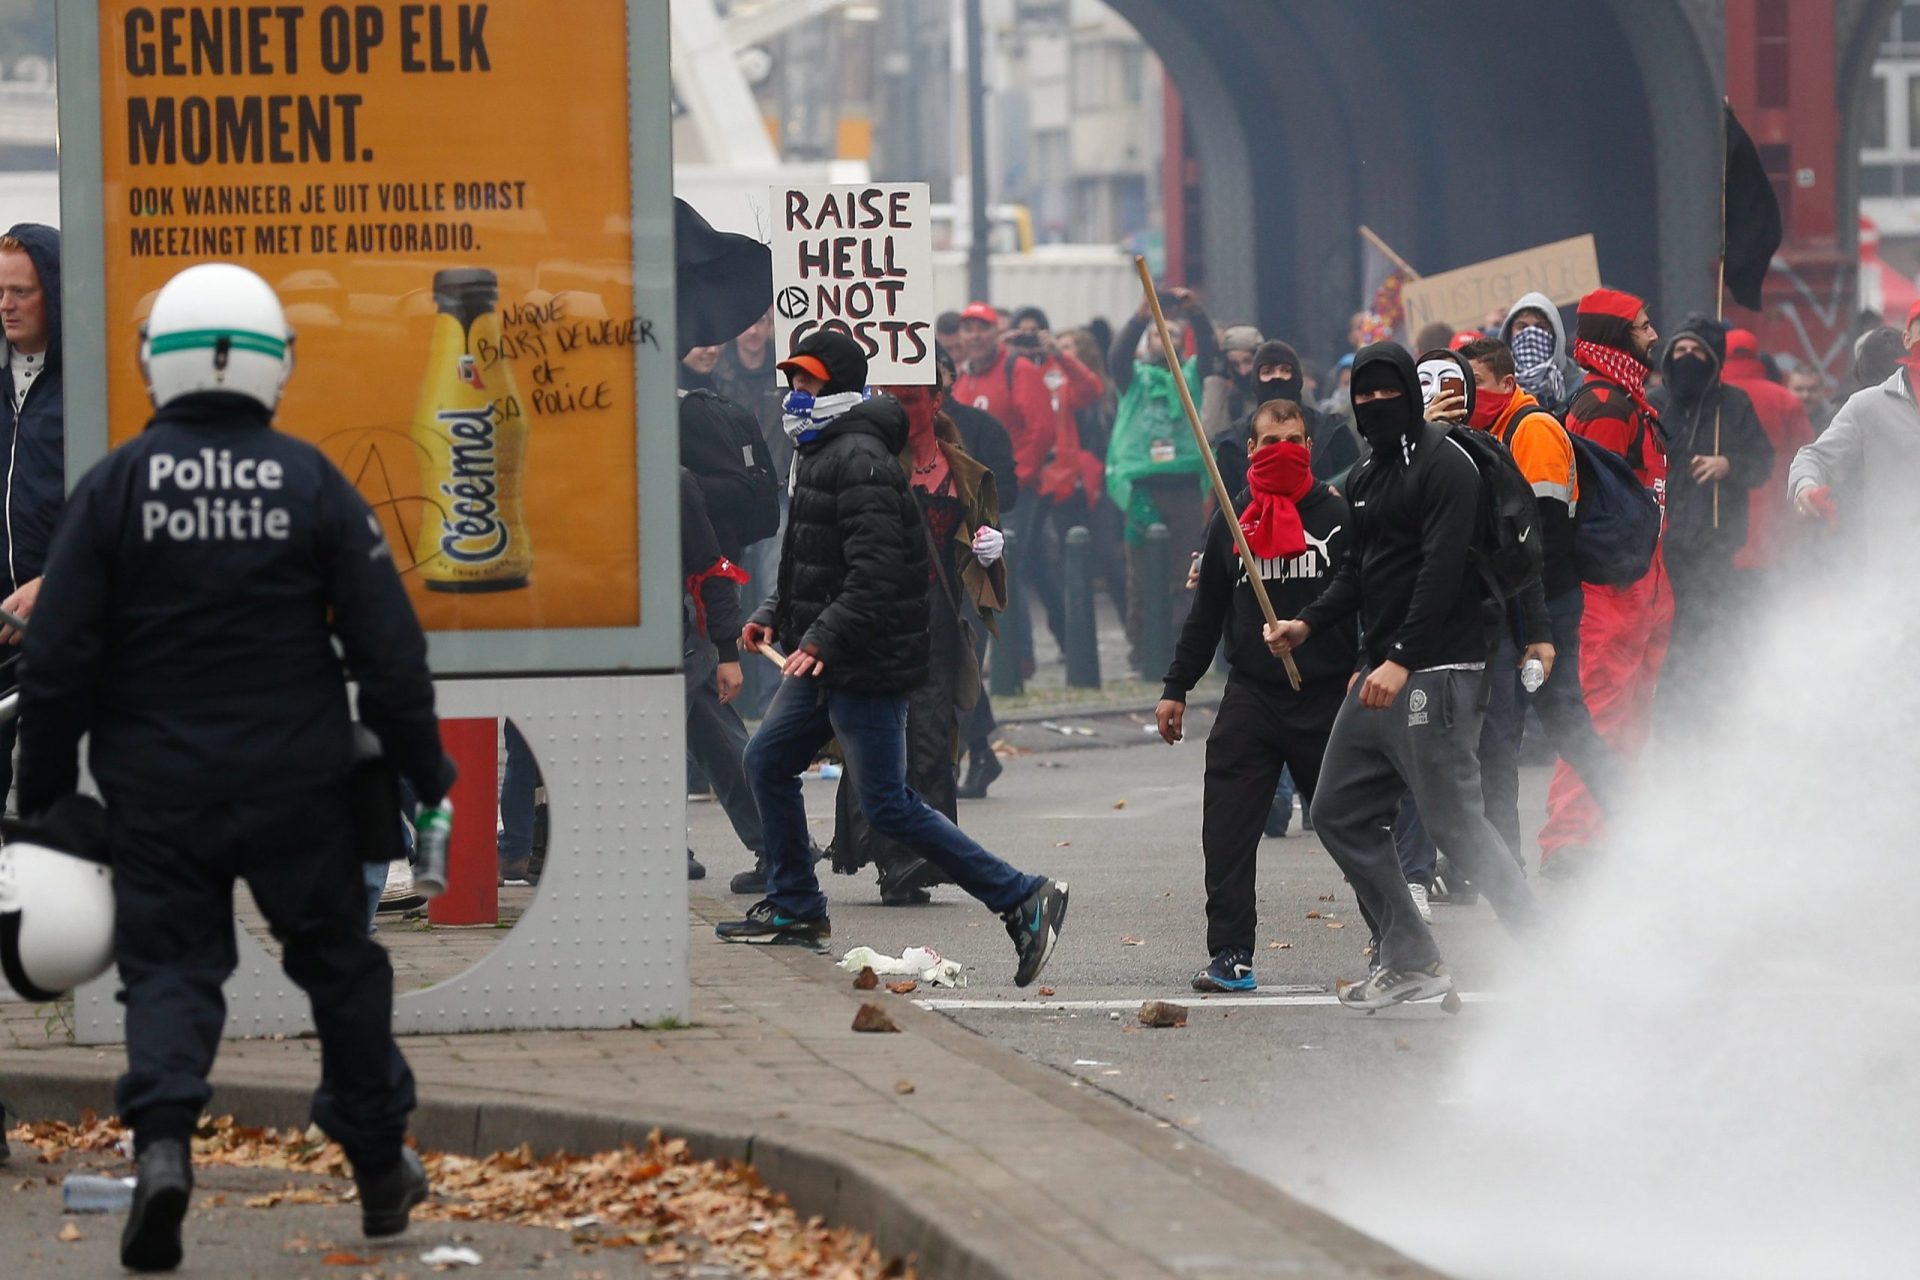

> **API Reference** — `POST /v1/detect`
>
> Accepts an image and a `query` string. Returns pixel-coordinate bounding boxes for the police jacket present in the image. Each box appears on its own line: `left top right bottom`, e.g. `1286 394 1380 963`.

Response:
16 393 453 814
0 222 65 597
749 397 930 695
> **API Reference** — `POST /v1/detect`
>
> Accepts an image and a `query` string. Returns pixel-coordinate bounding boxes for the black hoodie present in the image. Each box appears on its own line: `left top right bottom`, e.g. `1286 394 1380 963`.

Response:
1163 481 1356 699
1647 312 1774 574
1 223 64 595
749 394 930 694
1297 343 1497 670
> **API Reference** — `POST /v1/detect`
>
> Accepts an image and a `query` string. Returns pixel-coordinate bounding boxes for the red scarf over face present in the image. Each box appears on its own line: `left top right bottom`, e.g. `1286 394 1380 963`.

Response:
1238 441 1313 559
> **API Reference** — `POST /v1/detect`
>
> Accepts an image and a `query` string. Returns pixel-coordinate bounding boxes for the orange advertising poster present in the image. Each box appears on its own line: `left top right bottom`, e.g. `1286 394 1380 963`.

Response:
95 1 643 632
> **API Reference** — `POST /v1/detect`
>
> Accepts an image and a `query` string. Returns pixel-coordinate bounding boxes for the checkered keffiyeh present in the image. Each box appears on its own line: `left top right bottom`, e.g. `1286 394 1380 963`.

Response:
1573 338 1657 423
1509 325 1564 407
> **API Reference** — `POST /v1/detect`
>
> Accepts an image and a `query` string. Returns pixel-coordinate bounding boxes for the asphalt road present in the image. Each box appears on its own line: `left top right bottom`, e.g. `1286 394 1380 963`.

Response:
690 704 1541 1276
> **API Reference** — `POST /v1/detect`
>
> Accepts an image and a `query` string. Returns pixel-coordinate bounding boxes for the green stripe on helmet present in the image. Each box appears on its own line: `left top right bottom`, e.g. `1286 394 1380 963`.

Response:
147 328 288 359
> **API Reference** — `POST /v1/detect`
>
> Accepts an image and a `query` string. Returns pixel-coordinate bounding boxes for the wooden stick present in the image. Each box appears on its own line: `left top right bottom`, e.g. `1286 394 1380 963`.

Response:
1133 256 1302 691
1358 224 1421 280
756 642 788 669
1711 404 1722 529
1715 98 1728 529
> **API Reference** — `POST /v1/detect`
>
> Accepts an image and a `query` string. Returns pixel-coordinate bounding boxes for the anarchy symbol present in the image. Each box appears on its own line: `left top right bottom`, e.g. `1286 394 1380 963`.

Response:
776 286 809 320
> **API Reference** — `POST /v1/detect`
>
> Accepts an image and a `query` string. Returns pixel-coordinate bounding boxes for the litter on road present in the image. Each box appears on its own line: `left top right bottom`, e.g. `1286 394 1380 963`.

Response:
837 945 966 988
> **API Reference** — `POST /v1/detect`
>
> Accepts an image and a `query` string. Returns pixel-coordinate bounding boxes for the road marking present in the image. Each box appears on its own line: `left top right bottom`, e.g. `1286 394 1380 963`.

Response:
916 991 1502 1012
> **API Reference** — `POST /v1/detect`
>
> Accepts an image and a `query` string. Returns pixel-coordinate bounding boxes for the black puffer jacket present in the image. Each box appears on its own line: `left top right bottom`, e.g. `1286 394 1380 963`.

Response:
751 397 929 694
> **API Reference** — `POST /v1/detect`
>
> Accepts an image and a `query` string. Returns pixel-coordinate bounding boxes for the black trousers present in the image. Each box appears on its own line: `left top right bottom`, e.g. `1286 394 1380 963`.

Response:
685 665 766 858
1201 675 1344 955
110 784 415 1172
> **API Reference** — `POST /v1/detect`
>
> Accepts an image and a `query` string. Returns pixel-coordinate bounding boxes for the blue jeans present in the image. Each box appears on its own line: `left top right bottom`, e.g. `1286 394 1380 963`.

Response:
497 720 538 871
743 678 1043 919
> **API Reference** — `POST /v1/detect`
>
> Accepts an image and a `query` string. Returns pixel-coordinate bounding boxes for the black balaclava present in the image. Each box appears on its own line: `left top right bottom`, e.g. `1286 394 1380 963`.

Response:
1660 312 1726 406
1349 342 1423 452
1252 339 1305 404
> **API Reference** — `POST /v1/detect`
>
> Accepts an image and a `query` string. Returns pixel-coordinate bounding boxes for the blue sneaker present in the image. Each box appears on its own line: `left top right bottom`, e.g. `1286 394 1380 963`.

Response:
715 900 831 945
1191 948 1256 992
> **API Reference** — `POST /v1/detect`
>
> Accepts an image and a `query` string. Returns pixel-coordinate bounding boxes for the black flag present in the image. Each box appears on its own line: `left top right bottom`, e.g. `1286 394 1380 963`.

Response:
1723 103 1783 312
674 197 773 356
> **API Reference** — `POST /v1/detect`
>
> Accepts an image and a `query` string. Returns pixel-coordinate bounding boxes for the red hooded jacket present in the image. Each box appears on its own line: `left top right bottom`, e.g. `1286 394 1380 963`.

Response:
953 345 1103 493
1721 329 1813 571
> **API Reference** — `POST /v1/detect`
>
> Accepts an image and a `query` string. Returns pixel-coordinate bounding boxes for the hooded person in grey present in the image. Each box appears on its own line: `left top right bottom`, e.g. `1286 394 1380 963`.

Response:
1501 292 1579 415
1788 364 1920 562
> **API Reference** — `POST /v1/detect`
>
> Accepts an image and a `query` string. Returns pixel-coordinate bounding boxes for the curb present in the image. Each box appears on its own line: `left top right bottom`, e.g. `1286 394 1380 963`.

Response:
5 1062 1106 1280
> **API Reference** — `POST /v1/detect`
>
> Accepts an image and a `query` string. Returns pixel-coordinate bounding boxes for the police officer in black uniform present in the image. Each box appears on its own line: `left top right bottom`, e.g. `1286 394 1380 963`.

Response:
16 263 453 1271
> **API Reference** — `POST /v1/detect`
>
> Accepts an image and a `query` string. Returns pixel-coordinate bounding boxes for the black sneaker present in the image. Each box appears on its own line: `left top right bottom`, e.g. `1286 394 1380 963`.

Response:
1430 855 1478 905
955 751 1004 800
357 1146 429 1238
715 900 831 945
1191 947 1257 992
687 849 707 881
121 1138 192 1272
878 855 946 905
729 857 768 896
1002 878 1069 987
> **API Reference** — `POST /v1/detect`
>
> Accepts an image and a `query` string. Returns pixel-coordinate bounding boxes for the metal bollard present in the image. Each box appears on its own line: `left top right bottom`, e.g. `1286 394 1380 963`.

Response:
1139 522 1172 681
1062 526 1102 688
990 527 1027 697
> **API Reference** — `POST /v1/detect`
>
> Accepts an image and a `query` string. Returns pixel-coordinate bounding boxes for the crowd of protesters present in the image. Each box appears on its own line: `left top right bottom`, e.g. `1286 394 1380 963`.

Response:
678 272 1901 1008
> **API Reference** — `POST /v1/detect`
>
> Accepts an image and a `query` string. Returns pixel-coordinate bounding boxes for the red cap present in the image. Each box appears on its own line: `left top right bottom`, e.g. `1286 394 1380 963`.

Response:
1906 299 1920 331
1578 288 1646 322
1726 328 1759 359
959 301 998 324
1449 330 1479 351
775 353 830 384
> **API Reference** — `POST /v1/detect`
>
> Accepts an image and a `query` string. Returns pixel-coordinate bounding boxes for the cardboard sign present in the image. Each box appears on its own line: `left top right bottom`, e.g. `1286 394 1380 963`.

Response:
94 0 644 635
771 183 934 384
1400 235 1603 335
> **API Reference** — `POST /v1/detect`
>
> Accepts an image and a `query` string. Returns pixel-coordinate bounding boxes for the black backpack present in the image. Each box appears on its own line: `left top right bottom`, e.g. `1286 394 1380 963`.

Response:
1432 423 1544 602
679 390 781 551
1568 420 1661 586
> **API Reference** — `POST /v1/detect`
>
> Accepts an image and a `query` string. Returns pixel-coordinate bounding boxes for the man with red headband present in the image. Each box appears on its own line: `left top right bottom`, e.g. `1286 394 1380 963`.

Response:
1538 288 1671 881
1156 399 1354 992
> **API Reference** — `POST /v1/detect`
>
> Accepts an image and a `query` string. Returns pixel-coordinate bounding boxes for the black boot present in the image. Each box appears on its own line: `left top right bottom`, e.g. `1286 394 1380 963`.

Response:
878 856 946 905
955 751 1004 800
357 1147 429 1238
729 855 768 895
121 1137 192 1272
686 849 707 881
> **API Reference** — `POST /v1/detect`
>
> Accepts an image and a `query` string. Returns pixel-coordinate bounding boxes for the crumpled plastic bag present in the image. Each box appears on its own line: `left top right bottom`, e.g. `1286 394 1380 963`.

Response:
837 945 966 988
419 1245 483 1267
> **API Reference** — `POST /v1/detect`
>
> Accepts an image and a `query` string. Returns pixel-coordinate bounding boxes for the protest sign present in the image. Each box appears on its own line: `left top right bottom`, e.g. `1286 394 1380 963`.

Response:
771 182 934 384
1400 235 1602 334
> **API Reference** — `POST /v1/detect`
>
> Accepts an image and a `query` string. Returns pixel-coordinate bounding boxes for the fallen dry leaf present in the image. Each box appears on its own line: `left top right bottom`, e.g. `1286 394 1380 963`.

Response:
893 1080 916 1095
885 980 917 995
1394 1037 1412 1052
1053 840 1071 847
57 1223 81 1243
322 1252 375 1266
1036 987 1055 997
852 966 878 991
1325 921 1345 930
1305 910 1321 920
1112 800 1127 810
1120 936 1146 946
1318 893 1335 902
1267 941 1292 950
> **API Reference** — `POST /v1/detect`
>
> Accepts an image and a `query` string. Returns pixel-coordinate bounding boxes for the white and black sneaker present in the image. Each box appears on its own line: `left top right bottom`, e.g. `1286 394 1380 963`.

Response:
1337 960 1453 1011
1003 879 1069 988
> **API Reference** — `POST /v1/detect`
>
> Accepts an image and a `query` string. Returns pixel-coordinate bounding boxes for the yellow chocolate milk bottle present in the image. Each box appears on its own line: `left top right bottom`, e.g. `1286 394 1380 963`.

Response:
411 269 533 592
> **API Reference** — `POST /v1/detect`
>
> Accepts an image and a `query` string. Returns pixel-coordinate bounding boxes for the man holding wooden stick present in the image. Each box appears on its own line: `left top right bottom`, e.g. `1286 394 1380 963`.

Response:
1157 400 1354 992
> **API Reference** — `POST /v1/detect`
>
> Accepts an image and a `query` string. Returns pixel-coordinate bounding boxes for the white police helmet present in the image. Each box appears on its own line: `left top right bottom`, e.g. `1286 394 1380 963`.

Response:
140 262 294 411
0 797 114 1001
0 843 113 1002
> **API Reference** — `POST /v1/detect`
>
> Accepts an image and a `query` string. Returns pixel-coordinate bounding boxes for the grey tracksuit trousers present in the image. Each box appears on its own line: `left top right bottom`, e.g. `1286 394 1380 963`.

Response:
1310 665 1538 973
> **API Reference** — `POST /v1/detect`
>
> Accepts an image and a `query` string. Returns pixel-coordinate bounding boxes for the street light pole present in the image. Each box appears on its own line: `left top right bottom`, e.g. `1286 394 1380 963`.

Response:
964 0 991 303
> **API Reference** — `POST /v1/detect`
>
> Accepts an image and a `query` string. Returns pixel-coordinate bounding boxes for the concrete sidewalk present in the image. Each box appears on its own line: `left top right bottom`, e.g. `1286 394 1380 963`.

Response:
5 900 1443 1280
